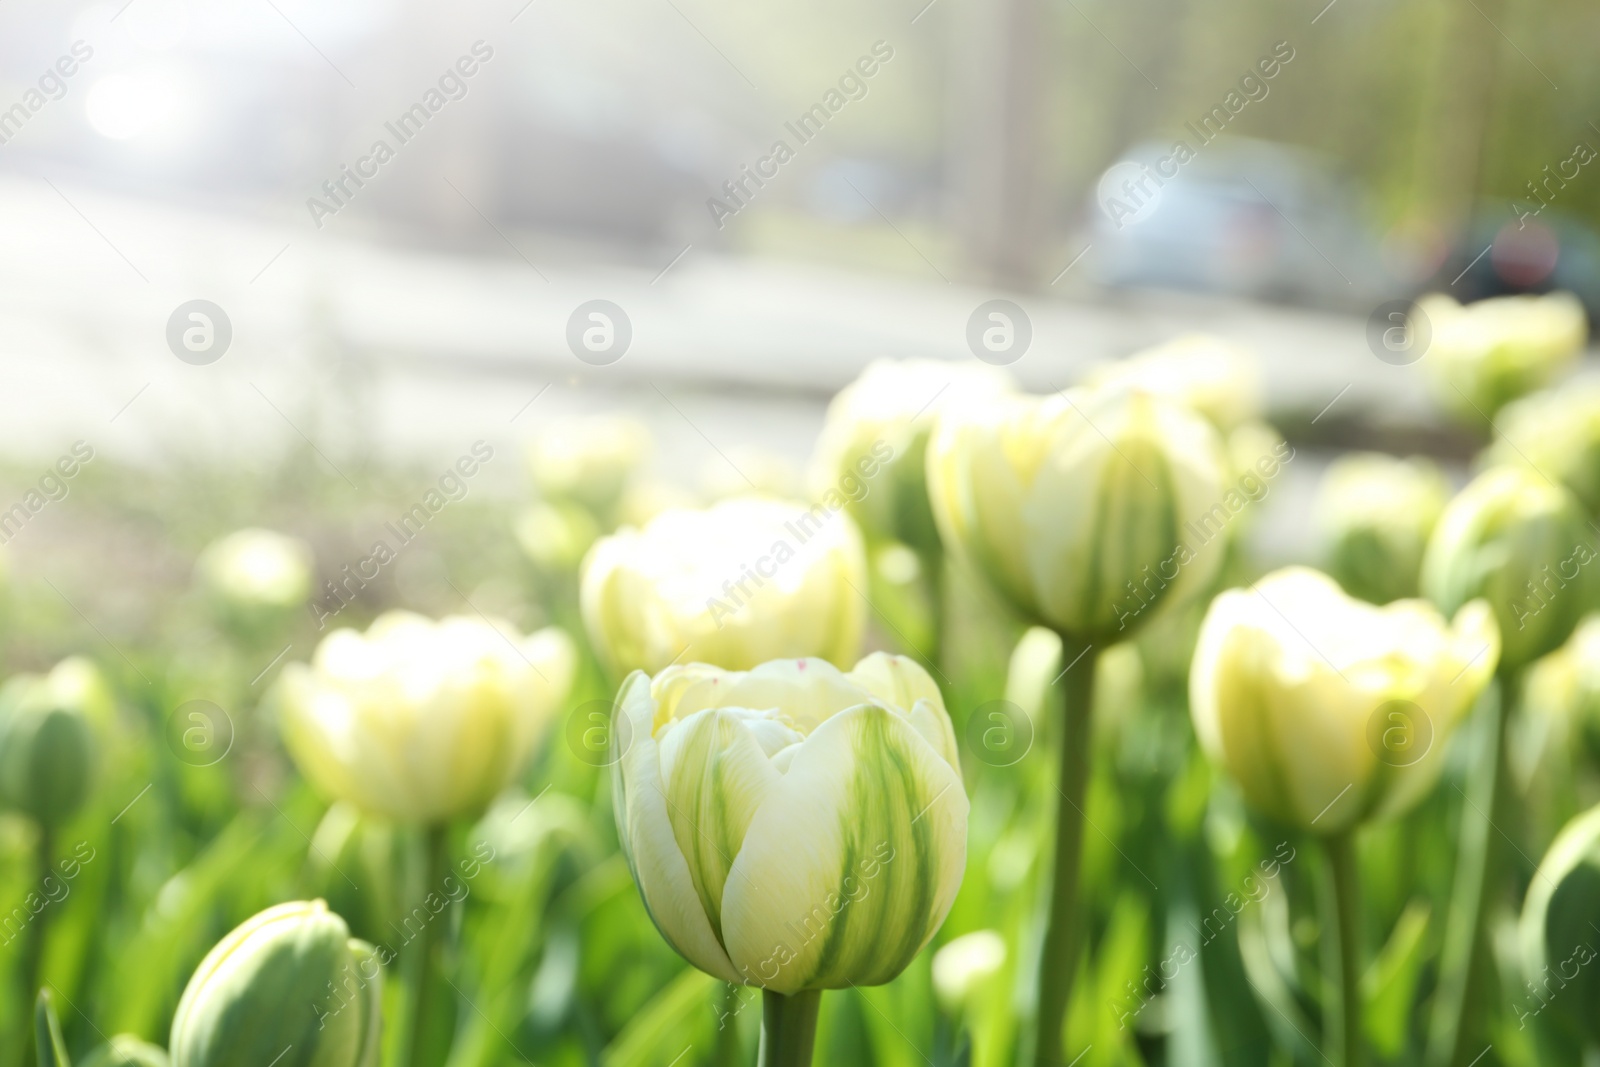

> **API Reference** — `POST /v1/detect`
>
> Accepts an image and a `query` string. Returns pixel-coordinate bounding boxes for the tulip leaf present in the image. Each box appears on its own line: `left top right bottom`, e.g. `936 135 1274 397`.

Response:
36 989 72 1067
1361 899 1429 1059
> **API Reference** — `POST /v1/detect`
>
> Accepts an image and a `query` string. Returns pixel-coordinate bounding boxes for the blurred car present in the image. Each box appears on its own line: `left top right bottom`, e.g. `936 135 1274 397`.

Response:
1085 138 1392 309
1427 209 1600 327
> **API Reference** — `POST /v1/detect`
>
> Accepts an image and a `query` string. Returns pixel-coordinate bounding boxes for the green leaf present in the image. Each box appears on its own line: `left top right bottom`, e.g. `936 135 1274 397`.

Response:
36 989 72 1067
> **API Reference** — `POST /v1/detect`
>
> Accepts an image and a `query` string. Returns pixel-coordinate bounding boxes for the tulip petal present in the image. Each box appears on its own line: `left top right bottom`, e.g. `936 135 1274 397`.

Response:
656 707 787 936
719 703 968 993
611 673 742 983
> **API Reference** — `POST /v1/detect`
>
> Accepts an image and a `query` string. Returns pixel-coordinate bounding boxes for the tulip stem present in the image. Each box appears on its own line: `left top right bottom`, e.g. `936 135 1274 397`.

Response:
1425 679 1511 1067
404 824 450 1067
1322 831 1364 1067
1034 634 1098 1067
21 825 53 1012
757 988 821 1067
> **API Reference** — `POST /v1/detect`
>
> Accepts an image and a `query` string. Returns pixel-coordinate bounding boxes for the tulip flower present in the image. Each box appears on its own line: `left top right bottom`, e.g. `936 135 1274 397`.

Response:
1419 291 1585 418
528 415 651 518
610 654 967 1065
1191 567 1498 832
170 900 382 1067
581 497 867 675
1315 453 1450 604
1420 466 1596 1066
931 929 1006 1013
276 611 576 825
1484 379 1600 519
1086 334 1262 431
1519 804 1600 1047
1523 615 1600 759
1192 566 1498 1067
810 358 1013 555
1422 466 1596 672
196 528 314 636
929 384 1229 1067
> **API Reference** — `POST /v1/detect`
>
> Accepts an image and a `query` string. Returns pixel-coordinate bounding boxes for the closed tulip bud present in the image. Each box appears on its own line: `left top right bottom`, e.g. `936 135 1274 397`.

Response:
611 654 967 992
81 1036 171 1067
1087 334 1262 431
581 497 867 675
1315 453 1451 604
1484 380 1600 519
170 900 382 1067
1519 804 1600 1044
197 529 314 630
1420 291 1586 417
1421 466 1597 671
276 612 576 824
931 929 1006 1013
1522 616 1600 762
0 668 97 831
928 387 1231 642
810 359 1013 554
1191 567 1499 833
529 416 651 516
514 501 600 575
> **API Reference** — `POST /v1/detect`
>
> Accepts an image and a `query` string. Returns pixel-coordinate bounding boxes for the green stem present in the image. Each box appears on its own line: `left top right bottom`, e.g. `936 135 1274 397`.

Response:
1034 634 1099 1067
756 988 821 1067
1323 832 1364 1067
403 825 451 1067
1425 675 1512 1067
21 825 54 1008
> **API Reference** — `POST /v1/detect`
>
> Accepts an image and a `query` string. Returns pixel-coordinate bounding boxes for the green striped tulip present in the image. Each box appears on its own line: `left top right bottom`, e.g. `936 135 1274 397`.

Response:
1315 452 1451 604
1519 803 1600 1044
276 612 576 824
581 497 867 675
1421 466 1598 672
927 385 1231 642
1484 379 1600 519
1191 567 1499 833
810 358 1013 554
610 654 967 993
170 900 381 1067
1420 291 1586 417
1086 334 1262 431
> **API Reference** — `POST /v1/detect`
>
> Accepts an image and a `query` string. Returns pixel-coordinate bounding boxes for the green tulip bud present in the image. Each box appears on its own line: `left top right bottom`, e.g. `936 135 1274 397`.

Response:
1421 467 1598 672
1519 804 1600 1044
612 654 967 992
810 359 1014 554
1484 380 1600 519
0 669 96 831
81 1036 170 1067
928 386 1231 642
1421 291 1586 417
170 900 382 1067
1315 453 1450 604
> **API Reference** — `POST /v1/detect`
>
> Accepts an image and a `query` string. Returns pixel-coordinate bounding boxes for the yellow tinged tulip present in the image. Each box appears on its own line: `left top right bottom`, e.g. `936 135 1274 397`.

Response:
277 611 576 824
528 415 651 515
810 358 1014 553
197 528 314 630
1315 452 1451 604
581 497 867 674
1087 334 1262 431
1419 291 1586 416
610 654 967 994
927 386 1231 641
1191 567 1499 833
1484 379 1600 519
